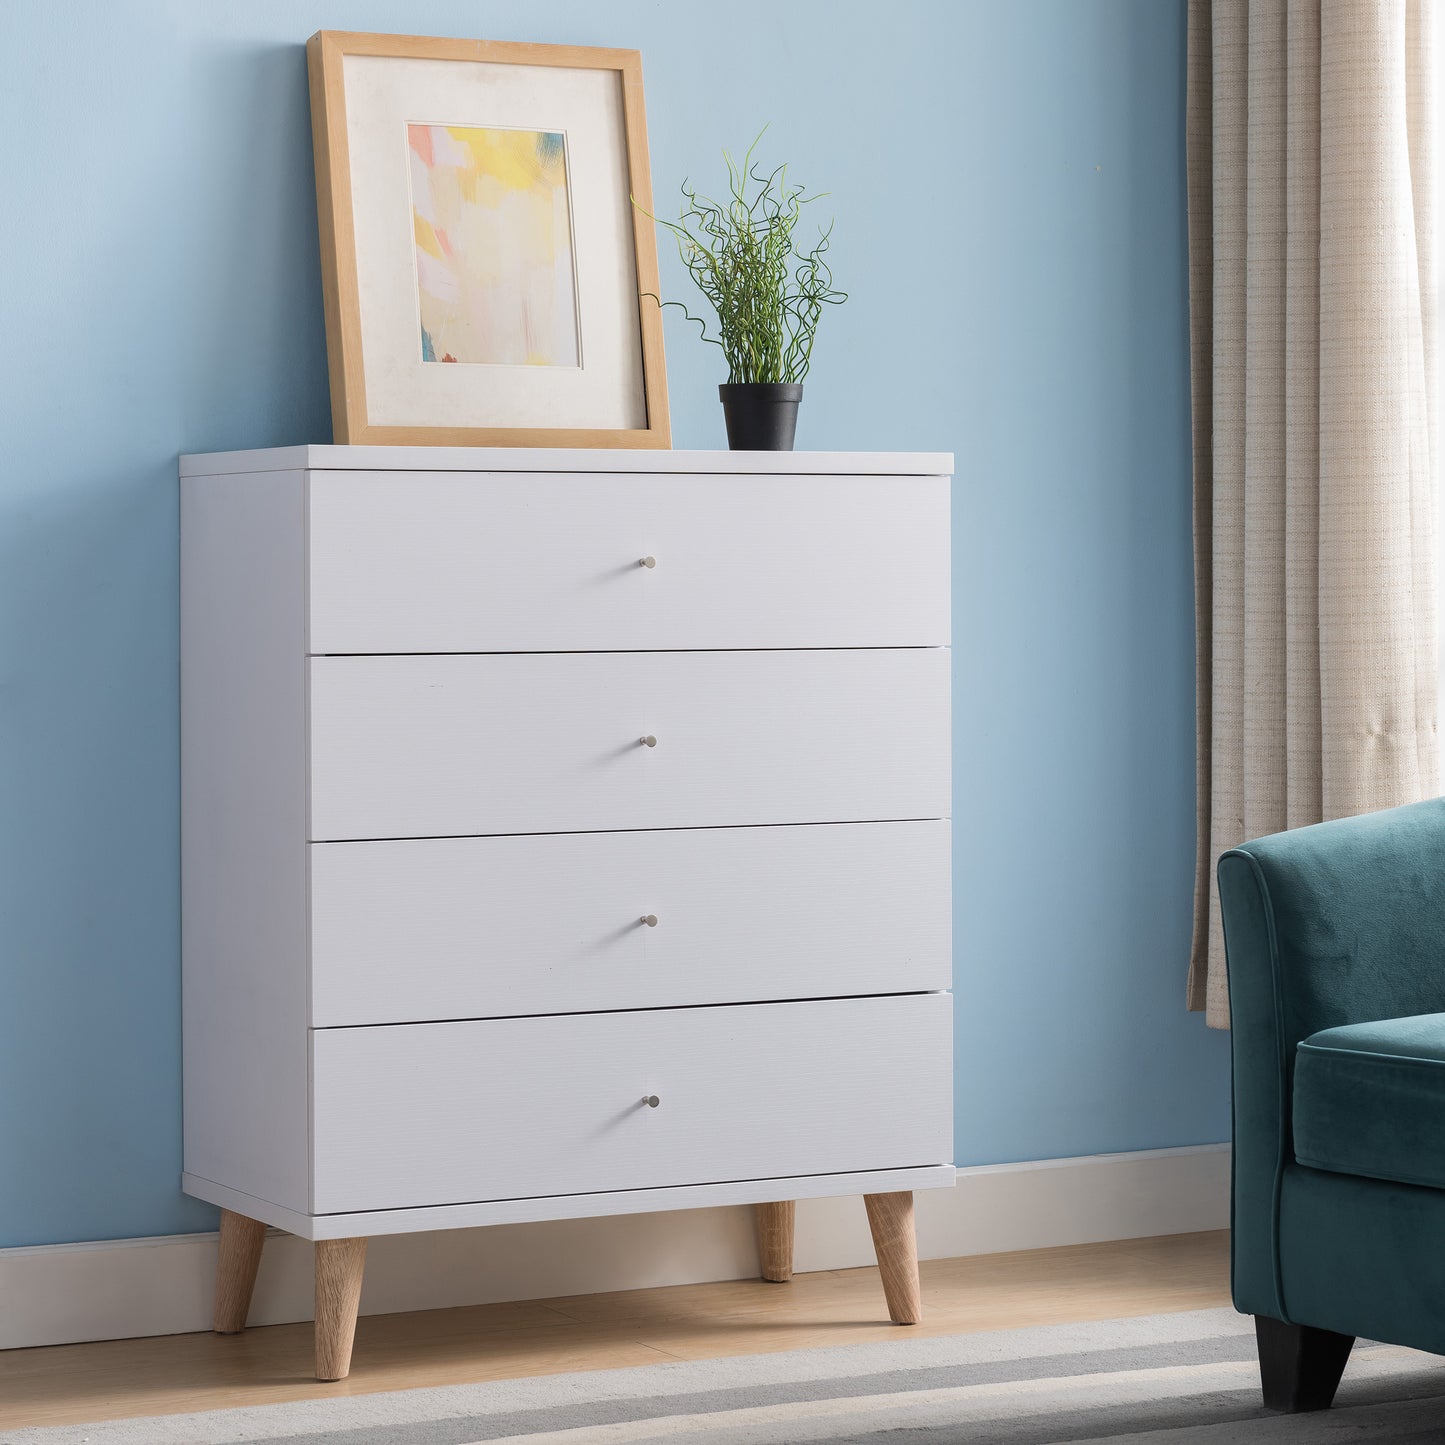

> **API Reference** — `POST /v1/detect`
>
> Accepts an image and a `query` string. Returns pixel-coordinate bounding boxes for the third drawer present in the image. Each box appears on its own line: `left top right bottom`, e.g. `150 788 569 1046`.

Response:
310 819 951 1026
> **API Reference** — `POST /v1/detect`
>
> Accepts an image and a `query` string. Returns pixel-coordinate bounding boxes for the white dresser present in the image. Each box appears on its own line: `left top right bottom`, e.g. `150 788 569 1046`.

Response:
179 445 954 1379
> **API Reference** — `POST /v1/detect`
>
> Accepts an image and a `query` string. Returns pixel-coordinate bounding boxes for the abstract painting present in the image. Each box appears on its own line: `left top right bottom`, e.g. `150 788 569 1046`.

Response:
308 32 668 443
407 124 580 367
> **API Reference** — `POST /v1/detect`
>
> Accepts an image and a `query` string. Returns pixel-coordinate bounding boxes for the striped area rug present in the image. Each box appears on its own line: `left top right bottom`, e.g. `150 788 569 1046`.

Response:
10 1308 1445 1444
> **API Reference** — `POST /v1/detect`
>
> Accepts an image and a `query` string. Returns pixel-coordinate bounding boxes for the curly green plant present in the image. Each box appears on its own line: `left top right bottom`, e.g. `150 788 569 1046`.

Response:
637 132 846 384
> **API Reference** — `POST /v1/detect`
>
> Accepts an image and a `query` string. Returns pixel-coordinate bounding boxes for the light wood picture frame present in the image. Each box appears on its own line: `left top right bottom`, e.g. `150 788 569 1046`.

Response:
306 31 670 447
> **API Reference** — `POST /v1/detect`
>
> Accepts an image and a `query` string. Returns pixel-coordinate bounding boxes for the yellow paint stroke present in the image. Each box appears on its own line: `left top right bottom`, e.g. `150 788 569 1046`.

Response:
446 126 562 192
412 213 443 259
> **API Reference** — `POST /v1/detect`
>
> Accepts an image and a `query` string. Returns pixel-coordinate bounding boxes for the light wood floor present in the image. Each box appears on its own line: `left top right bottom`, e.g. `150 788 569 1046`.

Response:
0 1230 1230 1430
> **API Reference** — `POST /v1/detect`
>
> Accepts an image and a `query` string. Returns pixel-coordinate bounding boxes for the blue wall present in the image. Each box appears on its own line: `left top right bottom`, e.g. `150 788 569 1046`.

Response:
0 0 1229 1248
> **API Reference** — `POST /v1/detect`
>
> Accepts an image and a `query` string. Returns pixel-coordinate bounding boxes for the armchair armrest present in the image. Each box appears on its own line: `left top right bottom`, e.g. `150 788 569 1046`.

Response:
1218 796 1445 1319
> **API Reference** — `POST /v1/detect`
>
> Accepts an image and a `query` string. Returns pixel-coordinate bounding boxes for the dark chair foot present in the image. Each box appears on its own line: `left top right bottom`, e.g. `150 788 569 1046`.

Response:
1254 1315 1354 1412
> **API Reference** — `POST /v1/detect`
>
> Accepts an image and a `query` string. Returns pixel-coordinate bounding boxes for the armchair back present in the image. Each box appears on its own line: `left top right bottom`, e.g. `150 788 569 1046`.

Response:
1218 796 1445 1319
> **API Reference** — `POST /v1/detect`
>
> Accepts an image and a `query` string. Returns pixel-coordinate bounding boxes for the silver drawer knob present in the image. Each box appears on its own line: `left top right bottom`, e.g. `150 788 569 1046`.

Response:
639 734 657 748
639 555 656 569
643 1094 660 1108
641 914 658 927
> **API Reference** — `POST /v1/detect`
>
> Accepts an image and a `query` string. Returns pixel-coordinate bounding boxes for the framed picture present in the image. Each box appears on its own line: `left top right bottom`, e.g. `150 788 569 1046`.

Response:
306 31 669 447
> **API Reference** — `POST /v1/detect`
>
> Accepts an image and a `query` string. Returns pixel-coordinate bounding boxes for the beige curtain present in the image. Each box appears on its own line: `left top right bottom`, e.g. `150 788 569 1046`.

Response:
1188 0 1440 1026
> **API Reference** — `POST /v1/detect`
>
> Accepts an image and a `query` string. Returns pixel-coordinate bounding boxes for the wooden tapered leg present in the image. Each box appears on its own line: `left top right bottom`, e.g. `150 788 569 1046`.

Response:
1255 1315 1354 1412
754 1201 796 1282
314 1237 368 1381
212 1209 267 1334
863 1191 921 1324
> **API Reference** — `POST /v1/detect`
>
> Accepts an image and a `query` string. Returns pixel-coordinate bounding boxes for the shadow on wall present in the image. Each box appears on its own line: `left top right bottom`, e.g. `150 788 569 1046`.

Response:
947 0 1229 1166
179 40 332 448
0 36 330 1247
1115 2 1213 1075
0 465 210 1243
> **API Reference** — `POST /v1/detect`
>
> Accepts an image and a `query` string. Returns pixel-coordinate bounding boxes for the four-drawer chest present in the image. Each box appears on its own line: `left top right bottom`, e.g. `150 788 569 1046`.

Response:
179 445 955 1379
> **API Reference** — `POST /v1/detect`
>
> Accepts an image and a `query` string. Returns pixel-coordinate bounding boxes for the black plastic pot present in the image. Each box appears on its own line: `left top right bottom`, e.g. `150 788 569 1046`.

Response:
718 383 803 451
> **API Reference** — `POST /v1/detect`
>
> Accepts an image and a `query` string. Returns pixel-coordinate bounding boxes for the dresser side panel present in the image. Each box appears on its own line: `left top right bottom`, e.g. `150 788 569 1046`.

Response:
181 469 309 1213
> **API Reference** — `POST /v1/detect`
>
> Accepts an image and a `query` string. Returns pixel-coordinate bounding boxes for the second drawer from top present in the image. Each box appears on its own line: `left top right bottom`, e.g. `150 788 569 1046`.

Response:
308 647 950 840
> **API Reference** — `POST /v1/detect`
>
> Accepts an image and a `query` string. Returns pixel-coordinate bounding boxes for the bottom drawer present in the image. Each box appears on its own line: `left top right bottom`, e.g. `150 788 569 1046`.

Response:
311 995 952 1214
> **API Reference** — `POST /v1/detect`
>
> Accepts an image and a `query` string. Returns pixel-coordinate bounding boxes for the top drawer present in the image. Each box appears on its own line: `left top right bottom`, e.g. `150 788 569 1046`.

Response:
307 471 950 654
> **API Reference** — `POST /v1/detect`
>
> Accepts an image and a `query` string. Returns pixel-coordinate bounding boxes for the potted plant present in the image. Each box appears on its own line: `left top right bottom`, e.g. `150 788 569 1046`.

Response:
639 133 846 450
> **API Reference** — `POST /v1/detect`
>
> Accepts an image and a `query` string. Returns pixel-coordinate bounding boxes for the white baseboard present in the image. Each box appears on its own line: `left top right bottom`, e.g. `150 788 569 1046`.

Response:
0 1144 1228 1351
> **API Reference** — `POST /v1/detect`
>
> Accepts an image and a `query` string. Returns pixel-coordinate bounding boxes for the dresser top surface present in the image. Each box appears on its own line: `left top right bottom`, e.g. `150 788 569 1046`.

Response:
179 445 954 478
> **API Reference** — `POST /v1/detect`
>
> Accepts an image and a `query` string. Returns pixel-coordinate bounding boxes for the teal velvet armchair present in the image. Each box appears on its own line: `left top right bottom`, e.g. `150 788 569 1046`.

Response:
1219 797 1445 1412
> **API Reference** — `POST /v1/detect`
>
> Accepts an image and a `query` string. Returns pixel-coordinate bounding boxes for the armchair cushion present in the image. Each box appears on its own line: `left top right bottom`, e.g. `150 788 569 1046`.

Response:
1294 1012 1445 1191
